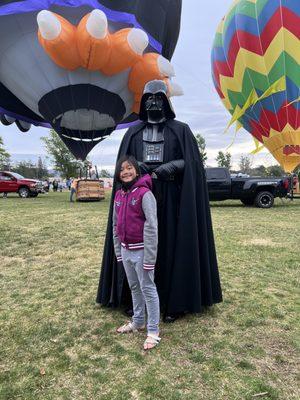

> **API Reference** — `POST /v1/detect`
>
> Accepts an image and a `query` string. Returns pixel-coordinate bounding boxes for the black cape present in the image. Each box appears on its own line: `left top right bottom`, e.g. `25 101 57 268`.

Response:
96 119 222 315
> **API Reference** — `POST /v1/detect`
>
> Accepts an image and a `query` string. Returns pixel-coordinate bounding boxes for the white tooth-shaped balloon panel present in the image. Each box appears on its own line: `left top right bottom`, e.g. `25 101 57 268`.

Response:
0 13 133 122
86 9 108 39
37 10 61 40
62 134 105 143
157 55 175 77
169 82 184 96
127 29 149 55
60 110 116 131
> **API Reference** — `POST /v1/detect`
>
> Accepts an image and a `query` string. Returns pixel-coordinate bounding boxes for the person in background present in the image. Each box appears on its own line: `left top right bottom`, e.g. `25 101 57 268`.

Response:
66 178 71 191
45 179 50 192
52 179 58 192
70 177 79 202
90 169 97 180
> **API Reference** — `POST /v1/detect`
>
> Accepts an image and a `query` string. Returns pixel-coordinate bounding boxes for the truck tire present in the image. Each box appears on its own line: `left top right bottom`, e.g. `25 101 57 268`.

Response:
241 199 254 206
18 187 30 198
254 191 274 208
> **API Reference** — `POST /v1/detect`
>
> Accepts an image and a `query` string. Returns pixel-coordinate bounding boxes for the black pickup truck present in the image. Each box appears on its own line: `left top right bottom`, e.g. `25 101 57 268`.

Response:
205 167 291 208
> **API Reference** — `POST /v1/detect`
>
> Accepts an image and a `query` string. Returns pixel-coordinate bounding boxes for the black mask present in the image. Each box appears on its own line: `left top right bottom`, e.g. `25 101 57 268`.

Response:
145 94 166 124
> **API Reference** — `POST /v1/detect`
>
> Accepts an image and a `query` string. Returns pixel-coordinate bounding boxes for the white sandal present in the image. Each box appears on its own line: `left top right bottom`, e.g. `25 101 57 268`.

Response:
143 333 161 350
116 321 145 334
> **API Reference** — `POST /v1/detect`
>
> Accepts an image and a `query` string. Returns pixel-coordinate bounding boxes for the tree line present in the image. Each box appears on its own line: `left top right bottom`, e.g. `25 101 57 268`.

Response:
0 131 299 179
0 130 112 179
194 133 299 177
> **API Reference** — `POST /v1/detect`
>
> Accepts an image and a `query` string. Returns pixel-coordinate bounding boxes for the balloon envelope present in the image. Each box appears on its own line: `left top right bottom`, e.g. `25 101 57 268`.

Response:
0 0 181 159
212 0 300 172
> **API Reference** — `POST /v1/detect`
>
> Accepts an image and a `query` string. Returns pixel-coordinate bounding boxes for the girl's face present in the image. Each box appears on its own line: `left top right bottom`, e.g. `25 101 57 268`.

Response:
120 161 138 183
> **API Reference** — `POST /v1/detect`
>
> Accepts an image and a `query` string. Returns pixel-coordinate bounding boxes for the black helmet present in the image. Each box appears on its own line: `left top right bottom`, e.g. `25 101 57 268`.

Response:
139 80 175 121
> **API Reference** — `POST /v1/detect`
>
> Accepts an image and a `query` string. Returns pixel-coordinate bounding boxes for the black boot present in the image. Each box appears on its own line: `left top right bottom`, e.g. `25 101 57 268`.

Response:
163 314 177 323
124 308 134 317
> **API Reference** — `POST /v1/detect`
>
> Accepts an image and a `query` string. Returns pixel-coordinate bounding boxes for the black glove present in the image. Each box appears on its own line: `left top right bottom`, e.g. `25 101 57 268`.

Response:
138 161 150 175
154 159 185 180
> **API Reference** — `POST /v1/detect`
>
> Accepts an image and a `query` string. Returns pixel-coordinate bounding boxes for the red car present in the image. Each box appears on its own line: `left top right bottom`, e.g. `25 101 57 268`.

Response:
0 171 44 198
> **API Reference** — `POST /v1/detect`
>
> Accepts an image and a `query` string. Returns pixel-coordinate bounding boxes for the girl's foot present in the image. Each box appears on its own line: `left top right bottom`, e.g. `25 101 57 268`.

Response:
116 321 145 334
143 333 161 350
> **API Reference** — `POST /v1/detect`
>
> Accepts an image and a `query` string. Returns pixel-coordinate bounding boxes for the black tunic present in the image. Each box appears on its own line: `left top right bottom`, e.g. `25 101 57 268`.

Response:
96 119 222 315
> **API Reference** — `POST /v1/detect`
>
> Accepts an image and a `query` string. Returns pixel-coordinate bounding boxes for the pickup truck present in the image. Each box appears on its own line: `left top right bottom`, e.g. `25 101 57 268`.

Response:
0 171 44 198
205 167 291 208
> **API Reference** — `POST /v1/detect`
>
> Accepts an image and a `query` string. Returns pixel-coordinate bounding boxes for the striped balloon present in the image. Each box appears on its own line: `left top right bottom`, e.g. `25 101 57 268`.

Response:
212 0 300 172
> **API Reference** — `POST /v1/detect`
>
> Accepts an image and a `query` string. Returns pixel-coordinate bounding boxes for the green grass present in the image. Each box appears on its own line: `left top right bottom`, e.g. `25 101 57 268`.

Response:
0 192 299 399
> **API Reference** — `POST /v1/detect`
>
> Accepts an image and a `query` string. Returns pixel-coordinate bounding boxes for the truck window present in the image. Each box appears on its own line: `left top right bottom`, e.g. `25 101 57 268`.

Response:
206 169 228 180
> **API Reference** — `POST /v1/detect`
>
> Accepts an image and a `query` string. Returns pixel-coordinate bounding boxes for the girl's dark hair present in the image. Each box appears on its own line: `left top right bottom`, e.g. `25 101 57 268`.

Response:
115 155 141 183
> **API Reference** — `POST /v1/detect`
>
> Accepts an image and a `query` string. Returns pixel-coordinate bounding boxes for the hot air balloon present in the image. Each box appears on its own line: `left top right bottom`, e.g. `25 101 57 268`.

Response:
0 0 182 160
212 0 300 172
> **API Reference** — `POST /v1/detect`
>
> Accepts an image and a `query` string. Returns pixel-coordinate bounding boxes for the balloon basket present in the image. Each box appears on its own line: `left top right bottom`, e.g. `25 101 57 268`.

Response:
76 179 105 202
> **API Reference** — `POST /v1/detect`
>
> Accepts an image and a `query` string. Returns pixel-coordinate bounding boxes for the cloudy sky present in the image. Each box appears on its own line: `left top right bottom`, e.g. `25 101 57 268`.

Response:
1 0 277 171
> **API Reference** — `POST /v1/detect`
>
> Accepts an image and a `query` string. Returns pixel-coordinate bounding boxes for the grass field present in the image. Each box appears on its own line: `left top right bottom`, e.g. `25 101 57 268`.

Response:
0 192 299 400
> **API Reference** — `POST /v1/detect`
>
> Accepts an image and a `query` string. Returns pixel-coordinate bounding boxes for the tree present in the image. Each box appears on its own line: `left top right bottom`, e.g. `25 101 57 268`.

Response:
216 151 232 169
0 136 11 170
194 133 207 165
41 130 83 178
266 165 285 177
36 156 48 179
13 160 36 178
99 169 112 178
294 165 300 180
239 155 252 174
251 164 267 177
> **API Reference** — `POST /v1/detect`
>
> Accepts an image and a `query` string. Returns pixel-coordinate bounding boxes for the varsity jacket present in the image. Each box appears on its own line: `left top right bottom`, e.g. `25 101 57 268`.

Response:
113 174 158 270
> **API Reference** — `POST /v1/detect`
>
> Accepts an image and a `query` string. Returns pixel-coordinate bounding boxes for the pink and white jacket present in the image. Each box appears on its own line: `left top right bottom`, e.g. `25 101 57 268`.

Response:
113 174 158 270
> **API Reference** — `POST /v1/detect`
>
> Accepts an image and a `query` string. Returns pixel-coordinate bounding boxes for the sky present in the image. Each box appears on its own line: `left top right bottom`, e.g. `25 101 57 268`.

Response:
1 0 278 171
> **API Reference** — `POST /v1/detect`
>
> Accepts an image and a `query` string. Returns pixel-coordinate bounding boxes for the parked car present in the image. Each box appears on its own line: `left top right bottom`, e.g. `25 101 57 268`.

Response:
205 167 291 208
0 171 44 198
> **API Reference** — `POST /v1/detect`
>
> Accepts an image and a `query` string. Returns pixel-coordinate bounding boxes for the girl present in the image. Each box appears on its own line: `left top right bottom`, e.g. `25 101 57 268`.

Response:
113 155 160 350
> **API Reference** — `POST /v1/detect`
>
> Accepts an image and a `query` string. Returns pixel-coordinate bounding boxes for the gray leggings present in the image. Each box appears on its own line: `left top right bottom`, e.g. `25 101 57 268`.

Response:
121 247 160 334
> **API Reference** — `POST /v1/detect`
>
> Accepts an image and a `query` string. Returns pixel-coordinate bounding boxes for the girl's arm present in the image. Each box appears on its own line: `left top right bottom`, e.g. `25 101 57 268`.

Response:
142 191 158 270
112 203 122 262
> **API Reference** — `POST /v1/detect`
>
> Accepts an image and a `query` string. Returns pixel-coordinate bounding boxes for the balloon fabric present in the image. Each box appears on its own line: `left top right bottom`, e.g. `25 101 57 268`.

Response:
0 0 182 159
212 0 300 172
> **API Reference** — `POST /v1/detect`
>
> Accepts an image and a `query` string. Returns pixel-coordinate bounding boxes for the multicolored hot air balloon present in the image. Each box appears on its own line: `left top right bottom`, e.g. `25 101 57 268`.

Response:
212 0 300 172
0 0 182 160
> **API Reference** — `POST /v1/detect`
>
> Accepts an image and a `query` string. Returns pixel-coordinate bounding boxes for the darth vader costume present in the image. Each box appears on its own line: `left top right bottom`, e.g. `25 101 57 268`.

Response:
96 80 222 317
